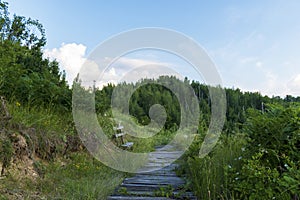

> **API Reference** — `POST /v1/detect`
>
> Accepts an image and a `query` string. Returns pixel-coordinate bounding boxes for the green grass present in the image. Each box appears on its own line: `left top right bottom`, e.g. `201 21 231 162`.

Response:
38 152 125 199
1 103 126 199
0 152 125 199
110 109 194 153
1 104 179 199
185 134 246 200
1 102 193 199
8 102 73 134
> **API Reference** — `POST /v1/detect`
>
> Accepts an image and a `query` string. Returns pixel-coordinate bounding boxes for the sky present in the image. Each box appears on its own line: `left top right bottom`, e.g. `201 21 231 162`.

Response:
6 0 300 97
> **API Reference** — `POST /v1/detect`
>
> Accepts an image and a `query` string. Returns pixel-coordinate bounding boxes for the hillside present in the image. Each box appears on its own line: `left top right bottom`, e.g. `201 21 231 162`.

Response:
0 1 299 199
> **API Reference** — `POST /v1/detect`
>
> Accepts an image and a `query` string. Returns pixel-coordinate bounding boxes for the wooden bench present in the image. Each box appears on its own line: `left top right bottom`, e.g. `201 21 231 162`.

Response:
113 123 134 149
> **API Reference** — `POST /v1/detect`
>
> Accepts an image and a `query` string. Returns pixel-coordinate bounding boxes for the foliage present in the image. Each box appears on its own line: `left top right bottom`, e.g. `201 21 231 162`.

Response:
0 0 70 111
1 1 300 199
0 152 125 199
183 104 300 199
0 138 13 175
244 104 300 167
38 152 125 199
184 134 245 199
154 185 174 198
227 104 300 199
227 151 297 199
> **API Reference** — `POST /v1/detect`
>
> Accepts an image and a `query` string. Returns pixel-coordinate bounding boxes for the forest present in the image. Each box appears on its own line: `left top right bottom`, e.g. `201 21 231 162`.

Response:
0 1 299 199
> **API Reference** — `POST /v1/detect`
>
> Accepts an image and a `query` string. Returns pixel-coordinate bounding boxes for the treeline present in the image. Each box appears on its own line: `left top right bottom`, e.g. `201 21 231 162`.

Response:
93 78 299 133
1 0 300 133
1 1 300 198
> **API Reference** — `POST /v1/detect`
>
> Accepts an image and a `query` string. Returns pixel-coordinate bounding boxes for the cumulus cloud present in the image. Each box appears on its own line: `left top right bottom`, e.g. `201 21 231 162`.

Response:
104 57 181 85
44 43 178 88
287 74 300 96
44 43 87 85
94 56 181 88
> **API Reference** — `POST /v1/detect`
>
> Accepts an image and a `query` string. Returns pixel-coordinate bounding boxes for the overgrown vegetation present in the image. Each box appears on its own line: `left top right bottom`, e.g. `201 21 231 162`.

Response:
182 104 300 199
0 0 299 199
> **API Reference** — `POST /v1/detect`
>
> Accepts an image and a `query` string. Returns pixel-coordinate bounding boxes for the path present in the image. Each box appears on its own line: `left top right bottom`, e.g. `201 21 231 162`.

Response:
107 145 197 200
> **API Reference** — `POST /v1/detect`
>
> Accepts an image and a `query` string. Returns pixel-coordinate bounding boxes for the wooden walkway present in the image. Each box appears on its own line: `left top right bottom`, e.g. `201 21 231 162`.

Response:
107 145 197 200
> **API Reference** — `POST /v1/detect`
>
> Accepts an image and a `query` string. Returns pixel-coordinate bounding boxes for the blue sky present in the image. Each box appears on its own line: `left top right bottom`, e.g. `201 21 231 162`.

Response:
7 0 300 96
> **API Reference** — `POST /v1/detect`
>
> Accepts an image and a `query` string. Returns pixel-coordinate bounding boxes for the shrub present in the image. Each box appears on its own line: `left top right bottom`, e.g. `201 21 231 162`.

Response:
229 103 300 199
0 139 13 175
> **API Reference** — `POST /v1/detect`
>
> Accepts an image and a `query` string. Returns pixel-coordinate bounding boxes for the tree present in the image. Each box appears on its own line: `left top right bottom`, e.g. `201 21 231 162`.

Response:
0 0 70 110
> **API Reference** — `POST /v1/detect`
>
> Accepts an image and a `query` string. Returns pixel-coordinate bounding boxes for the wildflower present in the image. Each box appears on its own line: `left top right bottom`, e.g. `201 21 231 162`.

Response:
16 102 21 107
261 149 268 153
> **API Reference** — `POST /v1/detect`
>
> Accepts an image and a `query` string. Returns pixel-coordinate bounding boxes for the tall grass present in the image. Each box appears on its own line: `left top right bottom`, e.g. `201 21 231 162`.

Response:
185 134 246 200
1 103 126 199
2 103 179 199
37 152 125 199
3 99 196 199
8 102 73 134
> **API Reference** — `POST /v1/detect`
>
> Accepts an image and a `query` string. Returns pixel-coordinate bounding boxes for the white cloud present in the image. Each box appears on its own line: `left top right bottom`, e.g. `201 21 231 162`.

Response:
256 61 262 67
79 59 102 87
210 28 300 97
287 74 300 96
94 56 177 88
44 44 178 89
44 43 87 85
117 57 170 68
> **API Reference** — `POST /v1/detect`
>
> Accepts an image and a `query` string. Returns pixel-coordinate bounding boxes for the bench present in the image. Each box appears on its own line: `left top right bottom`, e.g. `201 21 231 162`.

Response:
113 123 134 149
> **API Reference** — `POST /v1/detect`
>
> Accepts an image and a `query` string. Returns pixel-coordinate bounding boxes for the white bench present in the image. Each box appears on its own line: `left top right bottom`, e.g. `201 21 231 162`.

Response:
113 124 134 149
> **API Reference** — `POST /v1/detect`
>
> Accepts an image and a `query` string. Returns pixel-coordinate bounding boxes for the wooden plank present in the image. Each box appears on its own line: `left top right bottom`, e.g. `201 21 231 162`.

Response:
137 164 178 171
142 163 171 168
111 191 197 199
149 151 183 154
113 125 124 130
125 175 184 181
136 172 178 177
123 179 185 186
136 166 178 175
145 159 177 164
135 168 178 175
120 183 184 192
107 146 197 200
121 142 134 148
107 196 174 200
126 191 196 199
115 133 125 138
124 175 185 183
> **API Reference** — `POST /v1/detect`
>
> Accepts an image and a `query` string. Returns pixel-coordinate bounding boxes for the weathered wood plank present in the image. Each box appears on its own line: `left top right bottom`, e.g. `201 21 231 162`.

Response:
121 182 177 188
123 180 184 186
136 172 178 177
109 191 197 199
124 175 184 182
120 183 184 192
107 146 197 199
107 196 174 200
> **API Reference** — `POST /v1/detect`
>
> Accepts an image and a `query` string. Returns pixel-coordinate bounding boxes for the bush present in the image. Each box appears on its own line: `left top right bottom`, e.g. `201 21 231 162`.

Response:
229 104 300 199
